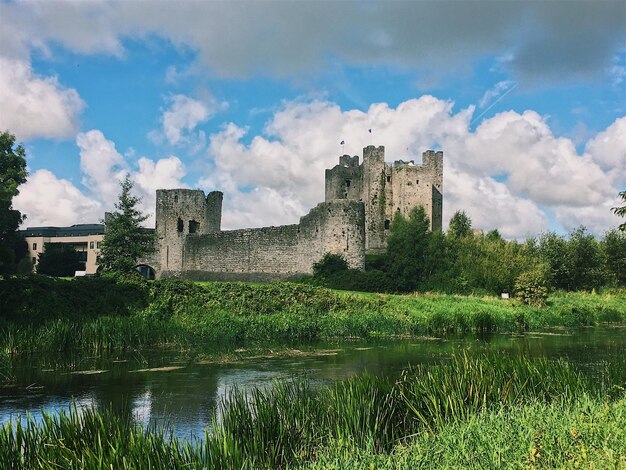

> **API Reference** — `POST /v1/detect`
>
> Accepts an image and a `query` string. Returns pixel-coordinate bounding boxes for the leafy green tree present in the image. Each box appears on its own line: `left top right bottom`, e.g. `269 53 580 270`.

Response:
98 175 154 274
602 229 626 285
448 210 472 239
37 243 84 277
567 227 608 291
0 131 28 274
536 232 571 290
386 206 431 291
613 190 626 231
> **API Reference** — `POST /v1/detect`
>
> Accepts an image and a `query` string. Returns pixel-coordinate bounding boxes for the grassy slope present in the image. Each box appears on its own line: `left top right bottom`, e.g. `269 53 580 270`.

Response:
1 276 625 353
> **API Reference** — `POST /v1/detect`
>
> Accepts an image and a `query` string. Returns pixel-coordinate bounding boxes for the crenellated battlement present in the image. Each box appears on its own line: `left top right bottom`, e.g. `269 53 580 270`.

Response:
325 146 444 252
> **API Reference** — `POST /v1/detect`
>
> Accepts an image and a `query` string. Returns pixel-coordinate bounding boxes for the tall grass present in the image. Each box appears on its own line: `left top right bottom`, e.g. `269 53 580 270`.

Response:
2 352 623 468
1 276 626 354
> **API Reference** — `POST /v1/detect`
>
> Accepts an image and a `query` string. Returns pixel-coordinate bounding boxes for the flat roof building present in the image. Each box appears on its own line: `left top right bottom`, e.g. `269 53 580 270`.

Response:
18 224 105 275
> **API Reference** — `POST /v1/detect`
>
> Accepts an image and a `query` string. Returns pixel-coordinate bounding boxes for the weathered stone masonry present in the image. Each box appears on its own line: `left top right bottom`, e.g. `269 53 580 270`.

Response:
325 146 443 253
143 145 442 280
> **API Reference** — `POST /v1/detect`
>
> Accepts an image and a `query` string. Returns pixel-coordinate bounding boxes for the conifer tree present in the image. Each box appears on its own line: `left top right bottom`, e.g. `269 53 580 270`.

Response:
98 175 154 274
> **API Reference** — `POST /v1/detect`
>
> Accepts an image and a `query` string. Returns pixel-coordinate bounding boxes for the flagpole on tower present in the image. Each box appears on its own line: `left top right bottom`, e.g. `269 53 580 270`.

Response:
368 128 372 145
340 139 345 154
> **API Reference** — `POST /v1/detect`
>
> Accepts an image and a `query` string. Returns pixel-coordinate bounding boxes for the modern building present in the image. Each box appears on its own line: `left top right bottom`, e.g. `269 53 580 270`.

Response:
18 224 105 274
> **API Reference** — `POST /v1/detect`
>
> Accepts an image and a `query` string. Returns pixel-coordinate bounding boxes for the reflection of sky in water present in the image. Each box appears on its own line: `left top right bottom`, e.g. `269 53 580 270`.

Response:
1 328 625 442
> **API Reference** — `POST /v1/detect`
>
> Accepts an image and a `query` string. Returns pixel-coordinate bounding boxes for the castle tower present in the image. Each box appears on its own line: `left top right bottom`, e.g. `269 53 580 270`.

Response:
362 145 386 252
155 189 223 274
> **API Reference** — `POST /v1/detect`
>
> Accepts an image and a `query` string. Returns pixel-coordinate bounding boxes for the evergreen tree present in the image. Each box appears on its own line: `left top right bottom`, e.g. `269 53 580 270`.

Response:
98 175 154 274
0 131 28 275
448 210 472 239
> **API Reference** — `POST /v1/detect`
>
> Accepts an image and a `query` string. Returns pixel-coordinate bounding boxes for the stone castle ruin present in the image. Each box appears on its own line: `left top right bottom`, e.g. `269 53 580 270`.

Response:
143 145 443 280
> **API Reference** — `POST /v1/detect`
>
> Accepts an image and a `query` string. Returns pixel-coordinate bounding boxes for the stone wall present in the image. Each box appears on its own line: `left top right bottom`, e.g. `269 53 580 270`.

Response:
156 195 364 280
325 146 444 253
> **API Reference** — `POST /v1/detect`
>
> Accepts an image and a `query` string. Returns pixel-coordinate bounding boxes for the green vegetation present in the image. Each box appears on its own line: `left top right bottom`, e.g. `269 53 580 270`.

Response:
2 352 624 468
36 243 84 276
97 175 154 274
0 131 28 275
310 208 626 295
1 276 625 354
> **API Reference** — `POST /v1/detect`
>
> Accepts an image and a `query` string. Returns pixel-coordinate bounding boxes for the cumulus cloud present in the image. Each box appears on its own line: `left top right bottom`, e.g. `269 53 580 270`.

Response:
1 1 624 83
149 94 226 152
77 130 128 203
13 169 102 226
0 57 84 140
16 129 188 227
201 97 623 237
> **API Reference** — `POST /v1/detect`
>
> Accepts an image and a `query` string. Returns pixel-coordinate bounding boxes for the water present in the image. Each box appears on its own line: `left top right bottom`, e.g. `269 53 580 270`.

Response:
1 326 624 441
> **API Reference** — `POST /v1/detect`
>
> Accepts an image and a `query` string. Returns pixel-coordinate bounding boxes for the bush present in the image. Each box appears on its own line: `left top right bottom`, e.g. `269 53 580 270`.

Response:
313 253 349 278
515 268 549 307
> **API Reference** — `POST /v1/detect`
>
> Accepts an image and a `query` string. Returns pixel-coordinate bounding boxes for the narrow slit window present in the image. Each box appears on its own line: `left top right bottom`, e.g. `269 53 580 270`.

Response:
384 219 390 230
345 179 351 188
386 175 391 182
177 218 184 233
416 179 419 185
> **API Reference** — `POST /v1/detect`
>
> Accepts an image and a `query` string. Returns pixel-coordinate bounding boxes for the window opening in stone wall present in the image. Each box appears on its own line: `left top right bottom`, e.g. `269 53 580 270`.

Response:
416 179 419 184
384 219 390 230
90 241 94 249
345 179 351 188
386 175 391 182
189 220 200 234
32 242 37 250
177 218 184 233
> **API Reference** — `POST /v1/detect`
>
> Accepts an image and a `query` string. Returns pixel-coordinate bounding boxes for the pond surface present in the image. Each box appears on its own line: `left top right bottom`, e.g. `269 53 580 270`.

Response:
1 326 625 441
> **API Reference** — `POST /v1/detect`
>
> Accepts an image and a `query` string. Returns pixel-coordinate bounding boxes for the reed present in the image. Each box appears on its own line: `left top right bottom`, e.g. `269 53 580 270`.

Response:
1 352 623 468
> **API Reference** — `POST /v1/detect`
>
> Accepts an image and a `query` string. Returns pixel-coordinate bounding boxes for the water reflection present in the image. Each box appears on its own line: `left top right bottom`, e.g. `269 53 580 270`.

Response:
1 327 624 441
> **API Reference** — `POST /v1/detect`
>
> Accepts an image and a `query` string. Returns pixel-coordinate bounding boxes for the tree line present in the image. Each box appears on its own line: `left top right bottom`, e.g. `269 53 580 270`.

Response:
312 206 626 301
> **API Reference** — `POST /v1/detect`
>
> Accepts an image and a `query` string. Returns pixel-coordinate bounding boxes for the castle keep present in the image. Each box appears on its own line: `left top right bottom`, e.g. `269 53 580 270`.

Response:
142 145 443 280
326 146 443 252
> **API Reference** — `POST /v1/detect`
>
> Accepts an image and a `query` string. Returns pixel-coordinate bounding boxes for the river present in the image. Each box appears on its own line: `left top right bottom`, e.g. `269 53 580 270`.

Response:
1 326 624 441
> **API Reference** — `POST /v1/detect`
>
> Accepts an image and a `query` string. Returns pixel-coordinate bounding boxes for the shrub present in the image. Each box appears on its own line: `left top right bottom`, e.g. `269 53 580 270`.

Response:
515 268 549 307
313 253 349 278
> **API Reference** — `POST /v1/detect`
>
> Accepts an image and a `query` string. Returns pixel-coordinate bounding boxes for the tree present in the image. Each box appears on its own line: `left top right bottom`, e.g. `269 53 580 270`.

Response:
98 175 154 274
37 243 84 277
602 229 626 285
386 206 431 291
448 210 472 239
613 190 626 232
0 131 28 275
567 227 608 291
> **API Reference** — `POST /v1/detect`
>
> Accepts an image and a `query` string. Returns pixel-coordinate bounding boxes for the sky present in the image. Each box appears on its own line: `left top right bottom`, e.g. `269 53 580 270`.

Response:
1 0 625 239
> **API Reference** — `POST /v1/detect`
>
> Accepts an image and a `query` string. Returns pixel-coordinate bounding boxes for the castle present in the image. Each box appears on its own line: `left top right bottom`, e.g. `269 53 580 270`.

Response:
141 145 443 280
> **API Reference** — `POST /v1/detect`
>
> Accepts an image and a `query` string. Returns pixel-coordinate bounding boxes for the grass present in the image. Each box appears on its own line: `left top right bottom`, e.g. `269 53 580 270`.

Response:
1 276 626 354
2 352 624 468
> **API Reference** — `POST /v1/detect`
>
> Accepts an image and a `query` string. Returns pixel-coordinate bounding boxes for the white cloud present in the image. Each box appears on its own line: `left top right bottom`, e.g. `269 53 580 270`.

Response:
0 57 84 140
202 97 623 237
585 116 626 181
150 94 225 151
478 81 515 109
77 130 128 203
13 169 102 226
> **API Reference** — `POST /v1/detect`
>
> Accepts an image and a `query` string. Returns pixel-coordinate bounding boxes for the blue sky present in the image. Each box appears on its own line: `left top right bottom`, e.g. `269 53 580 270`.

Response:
1 0 625 238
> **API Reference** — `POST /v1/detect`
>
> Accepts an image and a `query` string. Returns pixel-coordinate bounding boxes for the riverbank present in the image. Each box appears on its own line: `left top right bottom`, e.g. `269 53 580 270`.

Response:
2 352 624 468
1 275 625 354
